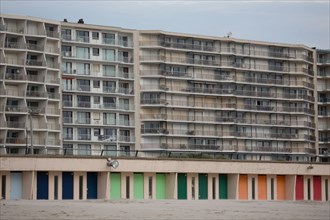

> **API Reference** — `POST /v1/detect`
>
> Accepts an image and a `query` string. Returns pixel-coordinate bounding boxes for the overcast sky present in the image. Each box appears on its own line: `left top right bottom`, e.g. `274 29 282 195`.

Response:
0 0 329 48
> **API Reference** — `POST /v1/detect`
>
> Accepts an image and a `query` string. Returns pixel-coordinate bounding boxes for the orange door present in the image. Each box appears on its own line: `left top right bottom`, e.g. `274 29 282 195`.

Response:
258 175 267 200
277 175 286 200
239 174 248 200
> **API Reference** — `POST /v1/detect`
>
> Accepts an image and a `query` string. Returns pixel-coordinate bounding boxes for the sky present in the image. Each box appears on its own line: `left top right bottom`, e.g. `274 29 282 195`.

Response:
0 0 329 49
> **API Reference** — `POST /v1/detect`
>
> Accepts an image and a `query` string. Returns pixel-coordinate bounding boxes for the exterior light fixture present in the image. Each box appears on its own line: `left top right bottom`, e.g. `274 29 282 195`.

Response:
307 165 314 170
107 158 119 169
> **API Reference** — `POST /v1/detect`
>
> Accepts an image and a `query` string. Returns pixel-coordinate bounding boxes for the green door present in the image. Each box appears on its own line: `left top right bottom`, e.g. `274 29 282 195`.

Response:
199 174 208 200
133 173 144 199
110 173 121 199
156 173 166 199
219 174 228 199
177 173 187 200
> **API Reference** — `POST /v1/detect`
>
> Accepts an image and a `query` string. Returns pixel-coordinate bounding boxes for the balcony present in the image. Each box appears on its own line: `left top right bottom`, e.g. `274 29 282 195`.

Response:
61 34 72 41
78 134 91 140
77 101 91 108
4 41 25 49
27 74 44 82
26 43 44 51
46 30 59 38
118 56 134 64
5 105 27 112
63 117 73 124
103 86 116 93
5 73 26 80
118 136 135 142
63 101 73 107
318 58 330 64
26 91 47 98
76 118 91 124
76 36 89 43
6 121 25 128
77 85 91 92
63 134 73 140
318 98 330 103
26 60 45 67
6 138 26 144
47 92 60 99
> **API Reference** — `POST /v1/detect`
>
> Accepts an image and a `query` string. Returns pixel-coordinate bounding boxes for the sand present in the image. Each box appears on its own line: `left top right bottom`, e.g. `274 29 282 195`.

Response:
0 199 329 220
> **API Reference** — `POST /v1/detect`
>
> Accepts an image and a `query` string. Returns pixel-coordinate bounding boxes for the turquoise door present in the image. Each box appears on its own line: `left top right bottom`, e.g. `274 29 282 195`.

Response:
219 174 228 199
177 173 187 200
198 174 208 200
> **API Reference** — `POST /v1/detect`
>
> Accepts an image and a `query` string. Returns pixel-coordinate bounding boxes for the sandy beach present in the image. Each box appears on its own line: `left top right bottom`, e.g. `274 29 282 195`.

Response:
0 199 329 220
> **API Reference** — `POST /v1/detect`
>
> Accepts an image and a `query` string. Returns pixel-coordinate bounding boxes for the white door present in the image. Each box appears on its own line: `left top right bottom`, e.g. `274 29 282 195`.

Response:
10 172 22 199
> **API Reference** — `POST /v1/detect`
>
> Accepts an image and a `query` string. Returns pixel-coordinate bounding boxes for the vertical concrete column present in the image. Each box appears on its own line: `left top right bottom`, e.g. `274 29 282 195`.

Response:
166 173 176 199
248 174 258 200
22 171 35 200
0 172 10 200
228 174 239 200
121 172 133 199
98 172 109 200
187 173 198 200
267 175 277 200
143 172 156 199
321 176 330 201
208 173 218 200
48 171 62 200
74 172 87 200
304 175 313 201
285 175 295 200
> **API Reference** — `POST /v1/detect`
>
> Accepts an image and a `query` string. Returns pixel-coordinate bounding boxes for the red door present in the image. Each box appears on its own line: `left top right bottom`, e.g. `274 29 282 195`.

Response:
296 175 304 200
313 176 321 201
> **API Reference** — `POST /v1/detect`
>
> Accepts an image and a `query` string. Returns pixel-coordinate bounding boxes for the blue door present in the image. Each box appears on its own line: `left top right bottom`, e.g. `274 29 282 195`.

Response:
62 172 74 200
10 172 22 200
87 172 98 199
37 172 48 200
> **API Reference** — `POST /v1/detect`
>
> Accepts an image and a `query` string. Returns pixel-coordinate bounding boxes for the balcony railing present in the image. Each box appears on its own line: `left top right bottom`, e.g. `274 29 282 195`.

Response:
103 86 116 93
6 121 25 128
4 41 25 49
5 73 26 80
5 105 27 112
26 43 44 51
26 59 45 67
26 91 47 98
63 117 73 123
27 74 44 82
76 118 91 124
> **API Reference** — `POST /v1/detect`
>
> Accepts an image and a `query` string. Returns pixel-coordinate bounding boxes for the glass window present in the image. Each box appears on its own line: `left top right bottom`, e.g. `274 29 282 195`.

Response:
77 112 90 124
76 47 89 59
93 80 100 88
77 144 91 155
63 144 73 155
92 32 99 40
104 113 116 125
63 127 73 140
94 128 100 136
94 96 100 104
78 128 91 140
93 48 99 56
103 49 115 61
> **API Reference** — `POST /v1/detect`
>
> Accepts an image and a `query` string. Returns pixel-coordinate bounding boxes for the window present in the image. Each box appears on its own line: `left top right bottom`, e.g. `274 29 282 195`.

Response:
76 30 89 43
76 63 90 75
77 79 90 91
63 144 73 155
94 96 100 104
63 127 73 140
93 80 100 88
77 95 91 108
103 81 116 93
93 48 99 56
63 111 72 123
78 144 91 156
103 49 115 61
92 32 99 40
104 113 116 125
62 94 72 107
78 128 91 140
103 65 116 77
76 47 89 59
103 97 116 109
94 128 100 136
77 112 90 124
102 33 115 44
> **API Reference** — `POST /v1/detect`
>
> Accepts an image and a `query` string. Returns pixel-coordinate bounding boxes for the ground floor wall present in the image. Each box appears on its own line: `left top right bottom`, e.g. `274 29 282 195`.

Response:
0 157 329 201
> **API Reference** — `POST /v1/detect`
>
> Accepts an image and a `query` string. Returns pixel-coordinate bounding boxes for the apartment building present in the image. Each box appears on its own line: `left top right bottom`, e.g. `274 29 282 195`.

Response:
60 20 136 156
0 14 326 163
317 49 330 162
139 31 317 162
0 14 62 155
